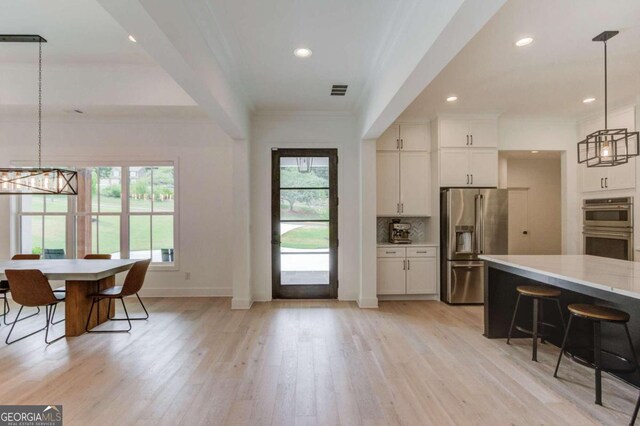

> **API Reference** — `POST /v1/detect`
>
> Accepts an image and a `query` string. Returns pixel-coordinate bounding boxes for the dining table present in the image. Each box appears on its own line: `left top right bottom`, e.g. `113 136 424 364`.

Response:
0 259 138 336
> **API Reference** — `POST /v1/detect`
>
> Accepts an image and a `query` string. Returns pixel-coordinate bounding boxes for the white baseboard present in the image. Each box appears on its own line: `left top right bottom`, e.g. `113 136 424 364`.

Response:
139 287 232 297
377 294 440 301
231 298 254 310
357 297 379 308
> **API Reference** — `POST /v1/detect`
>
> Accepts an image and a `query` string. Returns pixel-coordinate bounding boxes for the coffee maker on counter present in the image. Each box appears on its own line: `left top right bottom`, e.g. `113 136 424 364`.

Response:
389 219 411 244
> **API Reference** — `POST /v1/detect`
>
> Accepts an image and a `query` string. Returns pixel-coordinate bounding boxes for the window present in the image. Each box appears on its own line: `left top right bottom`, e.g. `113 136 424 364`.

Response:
16 164 176 265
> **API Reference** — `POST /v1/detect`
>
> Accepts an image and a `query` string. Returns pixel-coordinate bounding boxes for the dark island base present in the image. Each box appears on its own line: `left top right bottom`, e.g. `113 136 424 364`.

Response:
484 263 640 388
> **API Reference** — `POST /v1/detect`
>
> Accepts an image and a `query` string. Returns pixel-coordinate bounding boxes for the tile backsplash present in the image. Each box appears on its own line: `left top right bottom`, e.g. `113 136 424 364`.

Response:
377 217 428 244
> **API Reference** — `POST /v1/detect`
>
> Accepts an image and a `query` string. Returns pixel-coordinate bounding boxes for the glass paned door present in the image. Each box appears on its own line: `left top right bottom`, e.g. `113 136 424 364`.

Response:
272 149 338 298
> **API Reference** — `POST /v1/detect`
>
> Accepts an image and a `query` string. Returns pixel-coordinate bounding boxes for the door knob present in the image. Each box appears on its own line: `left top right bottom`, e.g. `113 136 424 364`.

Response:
522 231 528 235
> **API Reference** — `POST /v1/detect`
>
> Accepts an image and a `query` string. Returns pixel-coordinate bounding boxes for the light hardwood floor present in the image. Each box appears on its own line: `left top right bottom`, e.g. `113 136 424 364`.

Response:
0 298 637 425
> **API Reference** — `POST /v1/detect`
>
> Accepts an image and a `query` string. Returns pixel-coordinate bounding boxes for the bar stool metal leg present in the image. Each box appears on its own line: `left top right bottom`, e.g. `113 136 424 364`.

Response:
594 320 602 406
554 315 573 378
507 293 522 345
532 298 539 361
631 393 640 426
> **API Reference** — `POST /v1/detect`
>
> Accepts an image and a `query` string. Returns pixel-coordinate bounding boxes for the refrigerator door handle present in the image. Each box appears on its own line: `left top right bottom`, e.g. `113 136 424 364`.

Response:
474 194 481 254
479 195 485 254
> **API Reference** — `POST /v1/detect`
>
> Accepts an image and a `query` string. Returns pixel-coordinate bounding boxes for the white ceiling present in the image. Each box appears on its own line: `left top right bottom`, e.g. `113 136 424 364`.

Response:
0 0 152 64
185 0 447 112
400 0 640 121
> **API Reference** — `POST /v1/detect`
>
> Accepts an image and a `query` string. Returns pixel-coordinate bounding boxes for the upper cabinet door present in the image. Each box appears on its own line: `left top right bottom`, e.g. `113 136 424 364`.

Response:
581 165 605 192
400 152 431 216
440 149 470 187
467 119 498 148
399 124 430 151
607 160 636 191
376 152 400 215
439 120 470 148
468 149 498 187
376 124 400 151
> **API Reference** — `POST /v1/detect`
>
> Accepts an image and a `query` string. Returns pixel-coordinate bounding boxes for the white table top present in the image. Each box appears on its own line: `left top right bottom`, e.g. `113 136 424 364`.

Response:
479 255 640 300
0 259 138 281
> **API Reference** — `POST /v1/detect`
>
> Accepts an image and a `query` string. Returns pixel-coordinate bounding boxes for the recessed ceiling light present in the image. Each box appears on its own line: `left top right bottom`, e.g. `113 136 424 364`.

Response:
515 37 533 47
531 150 539 154
583 97 596 103
446 96 458 102
294 48 312 58
128 35 137 43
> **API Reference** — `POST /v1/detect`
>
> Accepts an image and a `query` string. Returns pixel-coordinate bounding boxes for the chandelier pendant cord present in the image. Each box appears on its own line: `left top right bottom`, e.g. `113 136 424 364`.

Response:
38 38 42 169
603 39 608 131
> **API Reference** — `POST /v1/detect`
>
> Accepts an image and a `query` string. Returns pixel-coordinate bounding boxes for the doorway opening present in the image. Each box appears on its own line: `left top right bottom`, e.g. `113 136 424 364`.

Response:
271 149 338 299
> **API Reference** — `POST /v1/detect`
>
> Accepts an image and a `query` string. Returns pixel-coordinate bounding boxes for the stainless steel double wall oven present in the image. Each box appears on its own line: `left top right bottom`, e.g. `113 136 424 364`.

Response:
583 197 634 261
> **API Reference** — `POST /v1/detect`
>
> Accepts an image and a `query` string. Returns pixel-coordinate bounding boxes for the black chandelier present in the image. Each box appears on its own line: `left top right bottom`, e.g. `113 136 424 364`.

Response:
577 31 640 168
0 35 78 195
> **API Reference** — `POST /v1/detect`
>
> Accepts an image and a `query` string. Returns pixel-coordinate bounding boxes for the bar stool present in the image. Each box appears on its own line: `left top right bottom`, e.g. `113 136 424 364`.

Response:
554 304 637 406
507 285 565 361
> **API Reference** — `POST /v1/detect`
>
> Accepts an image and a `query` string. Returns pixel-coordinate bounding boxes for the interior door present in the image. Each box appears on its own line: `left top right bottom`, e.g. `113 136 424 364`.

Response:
272 149 338 299
508 189 530 254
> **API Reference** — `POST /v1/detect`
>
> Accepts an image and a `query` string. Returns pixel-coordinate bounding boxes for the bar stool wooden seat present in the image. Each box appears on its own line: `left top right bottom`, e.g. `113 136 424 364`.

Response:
507 285 565 361
554 303 637 407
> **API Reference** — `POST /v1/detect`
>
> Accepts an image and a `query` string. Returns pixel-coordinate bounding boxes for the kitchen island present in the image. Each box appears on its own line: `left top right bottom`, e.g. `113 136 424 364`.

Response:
481 254 640 386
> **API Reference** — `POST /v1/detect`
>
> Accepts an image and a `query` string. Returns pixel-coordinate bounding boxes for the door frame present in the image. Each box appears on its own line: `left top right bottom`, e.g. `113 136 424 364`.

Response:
271 148 338 299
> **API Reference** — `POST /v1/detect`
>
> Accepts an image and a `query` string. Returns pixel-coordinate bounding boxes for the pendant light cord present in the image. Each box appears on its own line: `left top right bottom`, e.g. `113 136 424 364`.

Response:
38 39 42 169
604 39 608 130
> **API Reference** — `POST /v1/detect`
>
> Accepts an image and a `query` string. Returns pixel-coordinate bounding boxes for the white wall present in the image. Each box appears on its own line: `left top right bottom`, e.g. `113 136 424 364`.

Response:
0 115 235 296
249 113 361 302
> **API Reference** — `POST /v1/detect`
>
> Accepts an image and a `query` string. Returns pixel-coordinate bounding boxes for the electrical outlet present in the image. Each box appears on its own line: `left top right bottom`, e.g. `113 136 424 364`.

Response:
185 272 191 280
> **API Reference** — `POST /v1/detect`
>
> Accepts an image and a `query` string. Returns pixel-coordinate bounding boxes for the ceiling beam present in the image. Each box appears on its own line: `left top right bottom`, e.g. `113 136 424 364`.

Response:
360 0 506 140
97 0 250 140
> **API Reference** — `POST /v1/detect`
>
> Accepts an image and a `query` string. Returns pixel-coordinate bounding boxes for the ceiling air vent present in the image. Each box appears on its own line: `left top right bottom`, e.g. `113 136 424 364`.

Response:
331 84 348 96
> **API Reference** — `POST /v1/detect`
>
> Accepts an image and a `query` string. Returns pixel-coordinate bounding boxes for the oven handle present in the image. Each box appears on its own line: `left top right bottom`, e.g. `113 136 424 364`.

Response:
582 205 631 211
583 230 633 238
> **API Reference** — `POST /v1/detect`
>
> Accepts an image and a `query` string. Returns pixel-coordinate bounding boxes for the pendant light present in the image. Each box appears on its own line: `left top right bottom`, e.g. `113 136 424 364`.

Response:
577 31 640 167
0 35 78 195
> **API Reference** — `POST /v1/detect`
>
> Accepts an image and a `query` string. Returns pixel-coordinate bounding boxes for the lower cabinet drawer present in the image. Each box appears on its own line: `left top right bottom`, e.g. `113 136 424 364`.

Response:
406 247 436 258
377 247 406 258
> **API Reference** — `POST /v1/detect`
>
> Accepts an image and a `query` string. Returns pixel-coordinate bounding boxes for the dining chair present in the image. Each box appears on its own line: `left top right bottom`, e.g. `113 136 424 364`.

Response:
85 259 151 333
4 269 65 344
1 254 41 325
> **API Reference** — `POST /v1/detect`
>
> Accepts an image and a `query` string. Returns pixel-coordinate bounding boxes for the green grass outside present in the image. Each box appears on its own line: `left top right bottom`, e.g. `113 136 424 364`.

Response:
281 225 328 250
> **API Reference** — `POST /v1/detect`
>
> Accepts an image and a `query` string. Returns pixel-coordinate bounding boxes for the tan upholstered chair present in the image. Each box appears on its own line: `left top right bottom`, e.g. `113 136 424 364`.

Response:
1 254 42 325
83 254 112 260
4 269 65 344
85 259 151 333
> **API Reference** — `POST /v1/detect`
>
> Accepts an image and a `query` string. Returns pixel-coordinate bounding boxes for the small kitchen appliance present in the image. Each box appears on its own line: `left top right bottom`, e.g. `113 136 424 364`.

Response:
389 220 412 244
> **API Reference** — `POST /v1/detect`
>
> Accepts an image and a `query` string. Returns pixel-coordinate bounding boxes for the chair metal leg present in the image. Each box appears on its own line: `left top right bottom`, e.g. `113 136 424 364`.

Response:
507 294 521 345
4 305 41 325
624 323 639 371
50 303 65 325
532 298 539 361
109 294 149 321
594 320 602 406
554 314 573 378
1 294 9 325
44 304 65 344
87 297 131 333
555 299 566 332
5 305 47 345
631 393 640 426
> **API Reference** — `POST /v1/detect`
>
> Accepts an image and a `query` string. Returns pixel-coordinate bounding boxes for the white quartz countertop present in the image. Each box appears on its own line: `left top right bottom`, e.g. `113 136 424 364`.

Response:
377 243 438 247
479 255 640 300
0 259 138 281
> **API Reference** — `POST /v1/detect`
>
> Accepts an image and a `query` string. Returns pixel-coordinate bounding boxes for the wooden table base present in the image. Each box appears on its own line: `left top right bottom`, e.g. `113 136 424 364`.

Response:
65 276 116 336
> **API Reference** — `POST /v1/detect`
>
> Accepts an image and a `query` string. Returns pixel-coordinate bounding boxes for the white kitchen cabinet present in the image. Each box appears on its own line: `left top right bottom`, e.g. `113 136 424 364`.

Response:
377 124 400 151
581 161 636 192
439 148 498 187
400 152 431 216
377 246 438 295
377 152 401 215
439 119 498 148
406 257 437 294
376 123 430 151
376 151 432 216
377 258 407 295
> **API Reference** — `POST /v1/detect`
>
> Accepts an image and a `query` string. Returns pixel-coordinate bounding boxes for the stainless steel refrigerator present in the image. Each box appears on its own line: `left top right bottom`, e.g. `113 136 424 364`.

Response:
440 188 508 304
